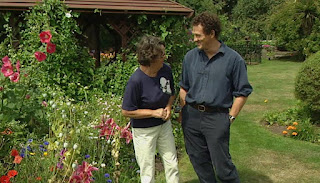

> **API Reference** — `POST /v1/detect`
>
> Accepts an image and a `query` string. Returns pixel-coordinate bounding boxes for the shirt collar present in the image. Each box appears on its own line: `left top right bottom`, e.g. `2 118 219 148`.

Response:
198 40 226 56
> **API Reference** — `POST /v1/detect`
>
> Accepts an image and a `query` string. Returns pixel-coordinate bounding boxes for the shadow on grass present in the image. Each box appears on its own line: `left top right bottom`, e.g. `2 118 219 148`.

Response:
182 169 273 183
239 168 273 183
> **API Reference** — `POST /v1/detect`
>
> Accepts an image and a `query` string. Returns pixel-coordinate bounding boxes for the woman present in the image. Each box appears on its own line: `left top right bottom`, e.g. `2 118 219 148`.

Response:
122 35 179 183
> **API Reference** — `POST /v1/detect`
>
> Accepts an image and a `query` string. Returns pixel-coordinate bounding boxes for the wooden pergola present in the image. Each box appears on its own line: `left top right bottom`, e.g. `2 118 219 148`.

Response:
0 0 194 66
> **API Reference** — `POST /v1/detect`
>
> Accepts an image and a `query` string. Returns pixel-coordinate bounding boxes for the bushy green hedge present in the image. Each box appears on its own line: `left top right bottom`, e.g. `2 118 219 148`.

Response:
295 51 320 123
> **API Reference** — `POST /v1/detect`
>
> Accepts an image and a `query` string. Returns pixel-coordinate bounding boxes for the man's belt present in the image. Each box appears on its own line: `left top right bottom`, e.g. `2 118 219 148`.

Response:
188 103 229 113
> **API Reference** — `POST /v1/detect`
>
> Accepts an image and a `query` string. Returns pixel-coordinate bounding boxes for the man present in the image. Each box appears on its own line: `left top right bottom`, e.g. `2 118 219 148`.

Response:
179 12 252 183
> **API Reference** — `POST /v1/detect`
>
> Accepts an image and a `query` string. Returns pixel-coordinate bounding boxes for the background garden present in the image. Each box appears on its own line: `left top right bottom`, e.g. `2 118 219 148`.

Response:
0 0 320 182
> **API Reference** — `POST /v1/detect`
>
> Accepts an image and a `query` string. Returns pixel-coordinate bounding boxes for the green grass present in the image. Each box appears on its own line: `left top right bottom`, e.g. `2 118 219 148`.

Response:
158 59 320 183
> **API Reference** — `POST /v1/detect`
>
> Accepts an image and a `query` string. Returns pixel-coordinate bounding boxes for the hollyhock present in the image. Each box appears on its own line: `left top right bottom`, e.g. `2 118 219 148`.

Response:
42 101 48 107
39 31 52 43
46 42 56 54
1 63 14 77
9 72 20 83
7 170 18 178
34 51 46 62
15 60 20 73
69 161 98 183
0 86 3 91
2 56 10 64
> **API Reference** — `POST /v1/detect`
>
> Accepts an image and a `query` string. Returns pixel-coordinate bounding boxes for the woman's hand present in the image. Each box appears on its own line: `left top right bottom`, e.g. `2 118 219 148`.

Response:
153 108 167 120
164 106 171 121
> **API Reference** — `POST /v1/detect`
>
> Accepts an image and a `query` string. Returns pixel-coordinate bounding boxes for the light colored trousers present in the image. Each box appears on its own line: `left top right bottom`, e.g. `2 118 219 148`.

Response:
132 120 179 183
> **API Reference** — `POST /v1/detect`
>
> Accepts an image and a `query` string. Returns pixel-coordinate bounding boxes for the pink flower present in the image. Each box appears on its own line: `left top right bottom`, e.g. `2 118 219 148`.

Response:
69 161 98 183
25 94 31 99
46 42 56 54
15 60 20 73
39 31 52 43
9 72 20 82
1 63 14 77
120 122 132 144
34 51 46 62
42 101 48 107
2 56 11 64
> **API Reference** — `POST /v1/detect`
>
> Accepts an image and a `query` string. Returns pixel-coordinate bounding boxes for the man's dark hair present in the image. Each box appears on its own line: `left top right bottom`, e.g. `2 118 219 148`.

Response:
192 12 222 38
136 35 165 66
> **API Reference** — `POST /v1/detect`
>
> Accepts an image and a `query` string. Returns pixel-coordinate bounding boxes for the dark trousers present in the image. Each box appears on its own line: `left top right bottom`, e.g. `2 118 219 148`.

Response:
181 104 240 183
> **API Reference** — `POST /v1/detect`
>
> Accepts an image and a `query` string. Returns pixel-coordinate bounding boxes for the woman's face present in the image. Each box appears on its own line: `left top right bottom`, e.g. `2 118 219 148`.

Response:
153 45 166 68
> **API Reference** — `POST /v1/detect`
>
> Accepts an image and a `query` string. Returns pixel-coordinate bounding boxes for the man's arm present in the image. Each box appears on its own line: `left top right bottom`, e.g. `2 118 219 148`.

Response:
179 87 187 108
229 96 248 122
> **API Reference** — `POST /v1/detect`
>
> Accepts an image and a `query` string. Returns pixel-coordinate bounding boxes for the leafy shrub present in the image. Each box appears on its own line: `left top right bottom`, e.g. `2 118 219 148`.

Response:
295 51 320 123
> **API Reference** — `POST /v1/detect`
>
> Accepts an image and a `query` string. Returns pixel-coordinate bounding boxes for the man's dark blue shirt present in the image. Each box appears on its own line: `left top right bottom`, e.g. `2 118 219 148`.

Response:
180 42 253 109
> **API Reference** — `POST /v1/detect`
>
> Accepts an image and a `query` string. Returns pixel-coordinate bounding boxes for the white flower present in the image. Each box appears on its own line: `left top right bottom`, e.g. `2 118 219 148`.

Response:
72 163 77 169
42 93 47 98
73 144 78 149
66 101 71 106
66 13 72 18
64 142 68 148
49 100 54 105
62 114 67 118
84 111 88 115
55 141 60 146
101 163 106 167
107 139 111 144
61 110 65 113
52 104 57 108
92 161 97 165
52 92 56 96
58 133 63 138
76 129 80 133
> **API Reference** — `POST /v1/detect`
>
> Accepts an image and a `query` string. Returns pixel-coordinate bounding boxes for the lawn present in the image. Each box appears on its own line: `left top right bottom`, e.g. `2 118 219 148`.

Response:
175 59 320 183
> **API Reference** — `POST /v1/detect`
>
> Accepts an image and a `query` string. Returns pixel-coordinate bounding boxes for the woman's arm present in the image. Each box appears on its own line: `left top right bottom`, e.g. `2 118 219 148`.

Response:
122 108 167 120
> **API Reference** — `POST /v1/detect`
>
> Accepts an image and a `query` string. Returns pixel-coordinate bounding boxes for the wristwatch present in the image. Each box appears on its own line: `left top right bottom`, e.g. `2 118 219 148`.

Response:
229 115 236 123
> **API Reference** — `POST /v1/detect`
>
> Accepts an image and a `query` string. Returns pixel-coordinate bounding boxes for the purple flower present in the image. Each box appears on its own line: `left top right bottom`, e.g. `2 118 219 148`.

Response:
104 173 110 178
44 141 49 145
28 139 33 143
85 154 90 159
107 179 112 183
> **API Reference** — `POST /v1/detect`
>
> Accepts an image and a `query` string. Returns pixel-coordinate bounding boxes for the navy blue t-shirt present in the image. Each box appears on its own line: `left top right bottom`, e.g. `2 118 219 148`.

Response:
122 63 175 128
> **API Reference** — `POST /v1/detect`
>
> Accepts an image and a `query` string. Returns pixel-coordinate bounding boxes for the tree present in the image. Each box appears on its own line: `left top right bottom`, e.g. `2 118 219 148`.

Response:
267 0 320 57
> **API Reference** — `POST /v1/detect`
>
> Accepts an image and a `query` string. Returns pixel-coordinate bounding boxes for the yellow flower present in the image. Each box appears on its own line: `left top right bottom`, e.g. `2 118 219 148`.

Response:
30 152 36 156
43 152 48 156
293 122 298 126
282 131 288 135
292 132 298 136
264 99 268 103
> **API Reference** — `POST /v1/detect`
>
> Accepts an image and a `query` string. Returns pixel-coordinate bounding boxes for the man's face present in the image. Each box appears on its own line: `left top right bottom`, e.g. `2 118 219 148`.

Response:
192 24 213 50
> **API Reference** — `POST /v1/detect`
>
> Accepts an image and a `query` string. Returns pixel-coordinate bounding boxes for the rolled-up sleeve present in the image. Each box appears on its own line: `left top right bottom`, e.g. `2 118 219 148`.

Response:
232 59 253 97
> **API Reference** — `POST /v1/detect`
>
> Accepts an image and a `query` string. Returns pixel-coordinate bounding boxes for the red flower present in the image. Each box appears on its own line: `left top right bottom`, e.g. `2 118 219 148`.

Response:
7 170 17 178
36 177 41 181
11 149 19 157
1 128 13 135
0 86 3 91
46 42 56 54
0 175 10 183
9 72 20 83
34 52 46 62
39 31 52 43
1 63 14 77
13 155 22 164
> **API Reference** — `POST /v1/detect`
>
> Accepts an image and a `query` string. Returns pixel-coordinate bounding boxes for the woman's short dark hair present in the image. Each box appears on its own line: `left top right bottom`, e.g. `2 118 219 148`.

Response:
192 12 221 38
136 35 165 66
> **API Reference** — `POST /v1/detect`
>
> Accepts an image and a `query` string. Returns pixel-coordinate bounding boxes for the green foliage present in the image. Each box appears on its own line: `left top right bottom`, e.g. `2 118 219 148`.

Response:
15 0 95 100
232 0 284 39
267 0 320 57
295 51 320 123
